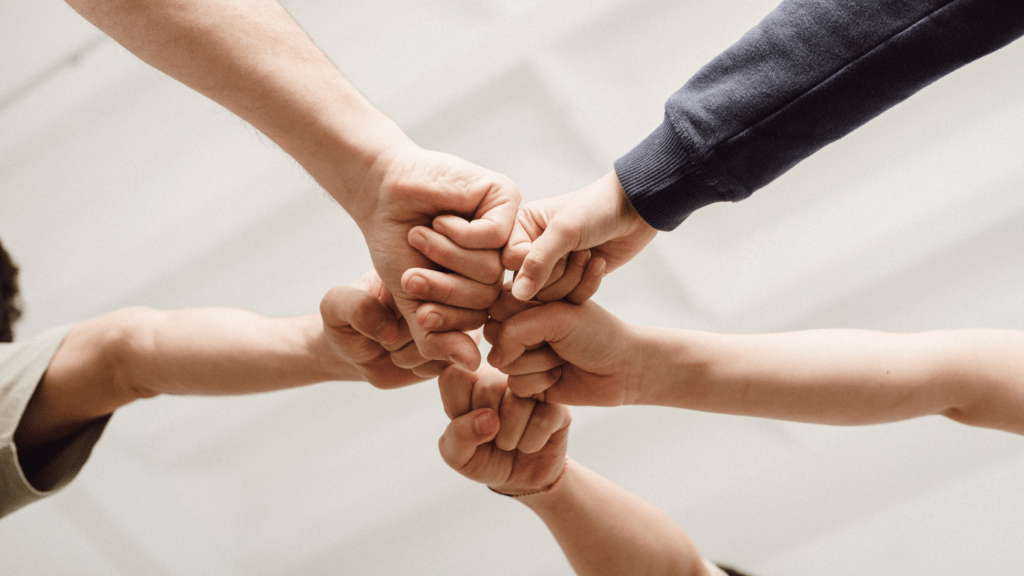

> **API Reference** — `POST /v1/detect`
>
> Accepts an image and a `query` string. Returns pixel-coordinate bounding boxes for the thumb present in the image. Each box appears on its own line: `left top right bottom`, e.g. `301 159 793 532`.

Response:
439 408 500 471
320 285 402 347
510 222 579 301
487 301 577 368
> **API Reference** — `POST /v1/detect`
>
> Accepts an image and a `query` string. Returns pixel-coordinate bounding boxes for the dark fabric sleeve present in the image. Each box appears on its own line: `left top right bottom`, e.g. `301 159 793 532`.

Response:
615 0 1024 231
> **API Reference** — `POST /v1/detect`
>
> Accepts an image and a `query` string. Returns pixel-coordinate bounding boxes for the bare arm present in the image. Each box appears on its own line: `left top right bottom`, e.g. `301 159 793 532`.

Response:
65 0 521 368
518 460 714 576
13 307 345 448
490 299 1024 435
11 271 448 450
64 0 404 215
437 364 715 576
645 327 1024 434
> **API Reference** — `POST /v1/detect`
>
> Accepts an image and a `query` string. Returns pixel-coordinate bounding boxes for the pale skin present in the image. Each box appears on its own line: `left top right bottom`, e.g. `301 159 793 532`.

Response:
503 171 657 301
485 294 1024 436
64 0 520 369
11 271 455 480
437 364 718 576
433 257 717 575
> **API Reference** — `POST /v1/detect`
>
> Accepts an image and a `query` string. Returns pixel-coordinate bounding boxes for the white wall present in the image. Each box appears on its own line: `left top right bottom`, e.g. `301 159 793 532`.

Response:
2 0 1024 573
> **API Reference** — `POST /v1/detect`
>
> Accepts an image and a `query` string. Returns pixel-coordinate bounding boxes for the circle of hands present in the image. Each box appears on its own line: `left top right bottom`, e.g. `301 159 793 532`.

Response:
319 150 657 496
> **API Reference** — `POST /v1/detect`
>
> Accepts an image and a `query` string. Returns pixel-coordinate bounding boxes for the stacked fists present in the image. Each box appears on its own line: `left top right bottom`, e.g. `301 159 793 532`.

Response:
378 170 657 493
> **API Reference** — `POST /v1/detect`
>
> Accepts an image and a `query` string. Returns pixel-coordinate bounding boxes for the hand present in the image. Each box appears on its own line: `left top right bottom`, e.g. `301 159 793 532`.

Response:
438 364 570 495
503 171 657 302
406 229 604 347
486 299 646 407
353 143 520 371
320 271 451 388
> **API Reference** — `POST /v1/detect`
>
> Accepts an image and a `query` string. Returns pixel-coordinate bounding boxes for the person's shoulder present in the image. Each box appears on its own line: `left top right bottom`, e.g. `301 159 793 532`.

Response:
0 325 74 380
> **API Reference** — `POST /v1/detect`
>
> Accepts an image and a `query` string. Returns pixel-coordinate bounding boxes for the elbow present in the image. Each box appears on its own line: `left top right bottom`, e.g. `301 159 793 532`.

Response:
938 377 1024 435
105 306 165 401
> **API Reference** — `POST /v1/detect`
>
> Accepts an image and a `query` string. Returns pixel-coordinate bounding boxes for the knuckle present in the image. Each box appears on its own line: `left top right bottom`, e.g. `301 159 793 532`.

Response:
438 436 459 468
426 236 453 263
434 277 454 303
482 256 505 284
389 350 414 369
521 248 549 272
494 436 514 452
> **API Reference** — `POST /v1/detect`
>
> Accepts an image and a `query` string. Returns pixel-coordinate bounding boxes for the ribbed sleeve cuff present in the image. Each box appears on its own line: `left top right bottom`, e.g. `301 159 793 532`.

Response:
614 117 735 231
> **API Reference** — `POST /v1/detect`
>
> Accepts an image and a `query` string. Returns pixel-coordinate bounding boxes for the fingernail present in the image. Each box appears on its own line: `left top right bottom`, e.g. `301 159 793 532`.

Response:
474 411 497 435
572 250 590 266
594 258 607 276
407 274 427 295
424 311 443 330
511 278 535 301
375 321 398 344
408 230 427 252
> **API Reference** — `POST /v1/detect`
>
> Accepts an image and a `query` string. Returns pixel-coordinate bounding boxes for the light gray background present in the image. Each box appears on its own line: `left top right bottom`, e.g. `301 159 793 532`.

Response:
2 0 1024 574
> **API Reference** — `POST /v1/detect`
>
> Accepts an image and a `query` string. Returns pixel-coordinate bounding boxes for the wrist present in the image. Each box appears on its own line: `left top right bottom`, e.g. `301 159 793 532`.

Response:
613 322 661 406
641 327 714 408
628 325 683 406
310 317 365 382
344 136 420 227
487 455 570 498
605 171 656 238
269 88 415 223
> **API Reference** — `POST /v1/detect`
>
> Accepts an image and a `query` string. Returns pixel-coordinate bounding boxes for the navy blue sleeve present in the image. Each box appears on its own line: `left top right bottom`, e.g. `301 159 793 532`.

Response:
615 0 1024 231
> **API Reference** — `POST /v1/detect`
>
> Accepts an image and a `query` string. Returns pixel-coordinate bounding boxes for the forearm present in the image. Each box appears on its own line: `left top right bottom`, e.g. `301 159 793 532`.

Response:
65 0 411 218
642 328 1024 434
617 0 1024 230
117 307 362 396
15 306 359 447
520 459 710 576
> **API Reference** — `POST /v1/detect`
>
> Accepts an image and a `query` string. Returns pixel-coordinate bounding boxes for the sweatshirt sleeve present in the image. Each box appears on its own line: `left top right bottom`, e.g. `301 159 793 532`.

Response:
615 0 1024 231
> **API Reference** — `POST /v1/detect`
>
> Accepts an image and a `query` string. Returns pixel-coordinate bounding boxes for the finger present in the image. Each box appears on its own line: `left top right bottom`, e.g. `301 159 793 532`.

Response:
483 318 501 346
438 408 500 471
378 318 414 353
510 222 580 301
348 270 400 314
470 364 510 412
534 254 570 295
501 238 530 273
434 179 520 249
412 360 449 379
501 208 543 272
487 283 539 322
320 285 405 349
566 256 606 305
500 346 565 376
390 340 431 369
518 403 572 454
402 268 502 310
495 388 537 452
409 225 504 284
487 302 576 368
534 250 590 303
418 330 482 371
438 364 478 419
486 319 547 352
507 367 563 399
415 302 488 333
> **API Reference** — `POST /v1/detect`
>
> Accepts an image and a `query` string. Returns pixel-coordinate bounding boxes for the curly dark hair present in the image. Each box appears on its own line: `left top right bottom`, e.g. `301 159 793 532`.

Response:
1 237 23 343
